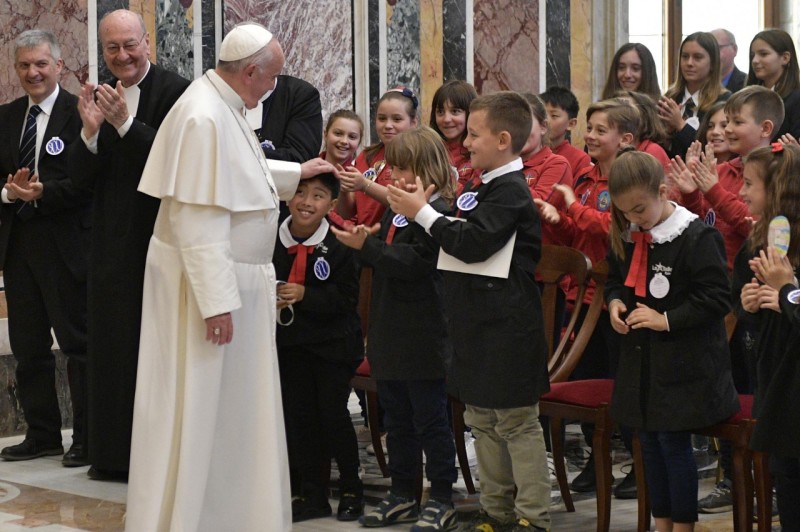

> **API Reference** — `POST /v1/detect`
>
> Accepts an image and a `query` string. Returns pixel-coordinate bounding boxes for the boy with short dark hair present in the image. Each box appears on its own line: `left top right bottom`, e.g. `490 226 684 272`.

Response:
388 91 551 532
540 86 591 182
273 173 365 524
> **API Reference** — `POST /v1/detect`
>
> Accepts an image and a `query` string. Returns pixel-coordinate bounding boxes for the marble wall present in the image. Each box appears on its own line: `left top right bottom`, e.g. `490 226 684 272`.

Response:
0 1 89 104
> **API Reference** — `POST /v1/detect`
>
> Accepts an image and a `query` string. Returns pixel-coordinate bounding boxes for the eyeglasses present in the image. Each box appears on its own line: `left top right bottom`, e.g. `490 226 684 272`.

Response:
103 33 147 55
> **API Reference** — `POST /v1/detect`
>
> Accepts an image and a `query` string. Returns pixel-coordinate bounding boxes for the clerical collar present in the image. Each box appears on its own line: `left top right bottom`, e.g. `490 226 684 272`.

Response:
28 84 60 116
124 61 151 88
480 158 523 184
279 216 330 248
205 69 246 111
626 203 697 244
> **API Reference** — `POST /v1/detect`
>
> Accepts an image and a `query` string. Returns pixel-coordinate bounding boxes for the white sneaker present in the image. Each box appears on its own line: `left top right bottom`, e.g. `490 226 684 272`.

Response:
366 433 387 455
464 432 478 468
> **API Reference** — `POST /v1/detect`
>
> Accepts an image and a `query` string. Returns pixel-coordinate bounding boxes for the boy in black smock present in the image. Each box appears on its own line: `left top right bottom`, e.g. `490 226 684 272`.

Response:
388 92 551 532
273 173 364 523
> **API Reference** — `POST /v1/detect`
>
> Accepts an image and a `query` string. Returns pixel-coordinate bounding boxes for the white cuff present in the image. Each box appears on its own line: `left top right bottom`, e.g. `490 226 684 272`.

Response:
1 188 10 204
81 129 99 154
414 204 443 234
116 115 134 138
663 311 670 332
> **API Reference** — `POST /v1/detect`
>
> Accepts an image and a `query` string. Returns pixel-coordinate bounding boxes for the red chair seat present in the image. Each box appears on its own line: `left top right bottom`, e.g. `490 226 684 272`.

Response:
541 379 614 408
356 358 371 377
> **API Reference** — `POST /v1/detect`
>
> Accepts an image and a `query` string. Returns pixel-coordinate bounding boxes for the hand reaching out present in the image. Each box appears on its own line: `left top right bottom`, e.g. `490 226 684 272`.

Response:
331 223 381 250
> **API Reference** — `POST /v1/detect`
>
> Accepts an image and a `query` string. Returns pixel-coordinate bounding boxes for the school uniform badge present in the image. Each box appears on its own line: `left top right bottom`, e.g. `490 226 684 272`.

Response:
260 139 275 150
456 192 479 211
392 214 409 227
45 137 64 156
597 190 611 212
363 168 377 181
704 209 716 226
314 257 331 280
787 289 800 305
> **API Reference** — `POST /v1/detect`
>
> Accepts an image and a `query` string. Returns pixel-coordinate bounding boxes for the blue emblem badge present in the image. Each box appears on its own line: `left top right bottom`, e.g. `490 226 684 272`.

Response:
363 168 377 181
392 214 409 227
260 139 275 150
313 257 330 281
456 191 479 211
596 190 611 212
788 289 800 305
45 137 64 156
704 209 716 227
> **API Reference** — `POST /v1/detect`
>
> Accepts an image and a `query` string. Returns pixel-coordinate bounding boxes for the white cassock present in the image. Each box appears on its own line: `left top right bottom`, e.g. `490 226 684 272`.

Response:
125 69 300 532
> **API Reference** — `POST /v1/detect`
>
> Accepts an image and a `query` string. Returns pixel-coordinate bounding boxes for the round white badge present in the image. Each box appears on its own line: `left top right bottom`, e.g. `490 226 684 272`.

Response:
363 168 377 181
788 289 800 305
456 191 479 211
704 209 716 227
313 257 330 281
649 272 670 299
45 137 64 156
392 214 409 227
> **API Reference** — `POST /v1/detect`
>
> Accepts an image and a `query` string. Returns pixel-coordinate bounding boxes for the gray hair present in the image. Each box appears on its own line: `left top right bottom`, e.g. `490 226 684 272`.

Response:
713 28 737 47
15 29 61 61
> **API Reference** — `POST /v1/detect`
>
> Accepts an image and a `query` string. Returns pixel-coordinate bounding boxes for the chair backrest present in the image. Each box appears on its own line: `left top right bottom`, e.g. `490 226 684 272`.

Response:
535 245 592 371
548 260 609 382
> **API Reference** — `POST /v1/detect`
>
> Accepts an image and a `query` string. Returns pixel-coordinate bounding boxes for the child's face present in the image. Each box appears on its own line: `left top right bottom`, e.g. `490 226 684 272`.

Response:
613 185 669 231
376 98 416 145
705 108 731 158
287 180 335 235
390 165 418 189
435 100 467 142
464 109 505 171
617 49 643 91
325 118 362 165
725 104 770 156
680 40 712 87
739 162 767 216
520 116 547 160
750 38 789 88
585 111 628 164
545 103 573 143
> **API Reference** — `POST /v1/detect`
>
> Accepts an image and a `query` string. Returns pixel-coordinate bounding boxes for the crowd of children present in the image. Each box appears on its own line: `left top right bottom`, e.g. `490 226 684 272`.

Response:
272 28 800 532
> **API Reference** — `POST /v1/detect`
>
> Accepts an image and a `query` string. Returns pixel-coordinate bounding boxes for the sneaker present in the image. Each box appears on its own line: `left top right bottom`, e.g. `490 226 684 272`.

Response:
464 432 478 468
359 492 418 527
459 510 513 531
698 480 733 513
510 517 549 532
410 499 457 531
366 433 388 456
753 490 779 521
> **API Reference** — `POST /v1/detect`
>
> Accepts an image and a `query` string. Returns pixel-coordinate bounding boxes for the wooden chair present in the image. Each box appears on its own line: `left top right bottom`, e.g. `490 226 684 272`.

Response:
537 261 614 532
450 245 594 495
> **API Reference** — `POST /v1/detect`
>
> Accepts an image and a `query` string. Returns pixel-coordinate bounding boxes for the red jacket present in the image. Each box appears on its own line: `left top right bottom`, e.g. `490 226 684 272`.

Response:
680 157 751 272
637 139 670 173
447 139 477 194
523 147 571 245
552 139 592 186
350 145 392 226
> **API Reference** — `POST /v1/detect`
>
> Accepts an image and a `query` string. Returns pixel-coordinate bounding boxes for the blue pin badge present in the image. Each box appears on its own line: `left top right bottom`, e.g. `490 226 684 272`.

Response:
363 168 377 181
313 257 331 281
392 214 409 227
704 209 717 227
456 192 479 212
768 215 791 257
788 289 800 305
596 190 611 212
45 137 64 156
260 139 275 150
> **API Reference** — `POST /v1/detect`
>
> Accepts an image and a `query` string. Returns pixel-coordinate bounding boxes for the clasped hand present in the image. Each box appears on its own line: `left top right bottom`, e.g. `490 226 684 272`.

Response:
5 168 43 202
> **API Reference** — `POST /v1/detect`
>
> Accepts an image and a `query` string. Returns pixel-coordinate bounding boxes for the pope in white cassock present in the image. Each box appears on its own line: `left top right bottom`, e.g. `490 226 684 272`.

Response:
124 23 335 532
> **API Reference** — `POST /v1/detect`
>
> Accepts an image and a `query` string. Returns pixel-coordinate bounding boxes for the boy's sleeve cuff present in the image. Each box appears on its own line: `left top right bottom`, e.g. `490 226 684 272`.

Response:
414 204 442 233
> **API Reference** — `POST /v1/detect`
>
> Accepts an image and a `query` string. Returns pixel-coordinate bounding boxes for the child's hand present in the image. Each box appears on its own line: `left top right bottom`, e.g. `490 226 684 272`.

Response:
552 183 577 208
701 143 718 173
666 156 698 194
741 278 762 313
685 141 703 167
331 223 380 250
657 96 684 132
533 198 561 224
387 176 432 219
609 299 630 335
751 247 797 290
276 282 305 305
757 284 781 313
626 302 669 332
689 158 719 193
335 164 368 193
780 133 800 147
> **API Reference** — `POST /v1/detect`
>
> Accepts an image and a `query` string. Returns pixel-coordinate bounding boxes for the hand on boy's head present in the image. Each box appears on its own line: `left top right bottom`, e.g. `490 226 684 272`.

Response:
751 247 796 290
330 223 380 251
626 302 668 332
666 157 698 195
552 183 576 208
300 158 336 179
779 133 800 147
386 177 428 219
276 282 305 304
533 198 560 224
608 299 629 335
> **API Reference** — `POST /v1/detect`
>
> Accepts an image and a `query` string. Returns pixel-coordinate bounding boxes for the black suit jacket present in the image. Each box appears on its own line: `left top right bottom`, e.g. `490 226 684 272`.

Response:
255 74 322 163
725 66 747 94
0 87 90 278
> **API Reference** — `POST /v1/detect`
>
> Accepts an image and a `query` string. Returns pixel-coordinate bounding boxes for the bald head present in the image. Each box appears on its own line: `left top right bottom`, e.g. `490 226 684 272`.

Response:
99 9 151 86
712 28 738 77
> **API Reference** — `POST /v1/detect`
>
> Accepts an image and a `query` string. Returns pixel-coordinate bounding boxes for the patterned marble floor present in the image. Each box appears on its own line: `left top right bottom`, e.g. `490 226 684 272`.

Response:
0 394 776 531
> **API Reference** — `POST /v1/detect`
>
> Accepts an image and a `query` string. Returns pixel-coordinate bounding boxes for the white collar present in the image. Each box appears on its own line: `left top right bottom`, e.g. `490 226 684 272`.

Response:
28 84 59 115
481 158 523 183
279 216 329 248
626 203 698 244
682 88 699 106
205 69 246 113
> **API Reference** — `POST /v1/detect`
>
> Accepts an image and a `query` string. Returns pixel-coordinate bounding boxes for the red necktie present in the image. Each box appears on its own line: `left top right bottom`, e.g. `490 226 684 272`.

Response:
624 231 652 298
386 224 398 244
287 244 313 285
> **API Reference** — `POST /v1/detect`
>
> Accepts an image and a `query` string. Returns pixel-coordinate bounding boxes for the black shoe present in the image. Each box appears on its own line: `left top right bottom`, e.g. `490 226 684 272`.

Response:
87 466 128 482
0 439 63 461
292 497 332 522
570 453 596 492
337 492 365 521
62 443 88 467
613 468 637 499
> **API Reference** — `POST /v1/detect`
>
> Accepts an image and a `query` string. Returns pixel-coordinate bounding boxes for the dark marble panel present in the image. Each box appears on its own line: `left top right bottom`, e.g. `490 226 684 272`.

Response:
96 0 129 83
545 0 570 88
155 0 193 80
442 0 467 82
368 0 380 141
202 0 216 72
0 352 73 438
386 0 420 92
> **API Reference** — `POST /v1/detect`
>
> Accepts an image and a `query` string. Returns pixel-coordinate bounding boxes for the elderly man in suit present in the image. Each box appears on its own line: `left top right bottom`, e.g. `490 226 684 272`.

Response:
0 30 90 467
712 28 746 93
70 8 190 481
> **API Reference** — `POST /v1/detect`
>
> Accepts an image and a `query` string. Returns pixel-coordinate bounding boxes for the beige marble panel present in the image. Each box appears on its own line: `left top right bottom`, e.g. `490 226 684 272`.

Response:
129 0 157 62
0 1 89 103
570 0 593 148
420 0 444 125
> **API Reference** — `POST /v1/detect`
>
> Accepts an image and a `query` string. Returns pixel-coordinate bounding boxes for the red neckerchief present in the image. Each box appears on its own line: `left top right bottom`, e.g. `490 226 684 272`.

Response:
624 231 652 297
287 244 314 285
456 176 482 218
